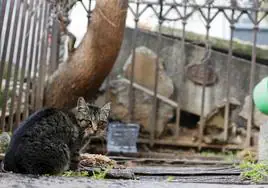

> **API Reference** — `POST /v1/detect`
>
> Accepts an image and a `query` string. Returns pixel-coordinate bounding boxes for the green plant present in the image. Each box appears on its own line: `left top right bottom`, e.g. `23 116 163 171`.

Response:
0 131 12 137
200 150 236 162
61 170 89 177
238 151 268 183
239 161 268 183
92 166 112 180
166 176 175 182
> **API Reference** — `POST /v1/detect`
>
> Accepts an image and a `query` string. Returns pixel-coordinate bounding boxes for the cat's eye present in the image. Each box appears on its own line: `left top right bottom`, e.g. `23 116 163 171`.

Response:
87 120 92 126
98 121 106 127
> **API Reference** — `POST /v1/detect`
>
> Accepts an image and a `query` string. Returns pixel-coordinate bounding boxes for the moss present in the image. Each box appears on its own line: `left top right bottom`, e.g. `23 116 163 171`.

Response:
200 150 237 162
158 26 268 61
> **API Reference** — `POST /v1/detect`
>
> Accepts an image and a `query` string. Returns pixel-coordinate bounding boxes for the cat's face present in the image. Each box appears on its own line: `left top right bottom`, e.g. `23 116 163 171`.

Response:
75 97 111 138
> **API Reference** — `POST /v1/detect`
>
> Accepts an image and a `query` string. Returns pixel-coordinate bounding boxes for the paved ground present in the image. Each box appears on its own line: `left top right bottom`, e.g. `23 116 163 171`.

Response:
0 173 268 188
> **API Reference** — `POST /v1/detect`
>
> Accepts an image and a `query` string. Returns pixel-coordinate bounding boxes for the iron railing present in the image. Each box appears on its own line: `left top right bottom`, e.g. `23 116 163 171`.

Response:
0 0 60 132
122 0 268 150
1 0 268 151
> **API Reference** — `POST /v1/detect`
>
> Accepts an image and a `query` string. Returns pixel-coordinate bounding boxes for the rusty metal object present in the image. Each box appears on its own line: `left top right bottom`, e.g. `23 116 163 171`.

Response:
186 63 218 86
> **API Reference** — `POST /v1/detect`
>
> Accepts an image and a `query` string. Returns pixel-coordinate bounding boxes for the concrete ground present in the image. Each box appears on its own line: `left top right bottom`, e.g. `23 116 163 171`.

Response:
0 172 268 188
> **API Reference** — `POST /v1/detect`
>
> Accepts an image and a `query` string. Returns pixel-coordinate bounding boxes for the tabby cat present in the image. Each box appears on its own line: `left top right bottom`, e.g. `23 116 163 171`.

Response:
2 97 111 175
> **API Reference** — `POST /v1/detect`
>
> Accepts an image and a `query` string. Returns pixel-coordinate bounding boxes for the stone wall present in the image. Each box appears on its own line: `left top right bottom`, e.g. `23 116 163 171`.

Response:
111 27 268 117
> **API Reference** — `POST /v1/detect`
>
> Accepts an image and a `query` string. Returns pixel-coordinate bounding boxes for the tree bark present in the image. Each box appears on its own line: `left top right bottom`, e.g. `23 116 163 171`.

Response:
44 0 128 109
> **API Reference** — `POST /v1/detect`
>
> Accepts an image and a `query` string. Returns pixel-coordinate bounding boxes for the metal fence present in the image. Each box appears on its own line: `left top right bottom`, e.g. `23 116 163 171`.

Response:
0 0 60 132
1 0 268 151
123 0 268 150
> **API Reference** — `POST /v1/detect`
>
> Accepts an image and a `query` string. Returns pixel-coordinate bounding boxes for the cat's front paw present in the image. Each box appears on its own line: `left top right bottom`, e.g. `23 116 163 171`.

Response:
69 162 79 171
69 156 80 171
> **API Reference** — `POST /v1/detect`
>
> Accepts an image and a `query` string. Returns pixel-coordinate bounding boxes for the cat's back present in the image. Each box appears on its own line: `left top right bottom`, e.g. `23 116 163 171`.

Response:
3 108 76 174
15 108 62 136
9 107 75 147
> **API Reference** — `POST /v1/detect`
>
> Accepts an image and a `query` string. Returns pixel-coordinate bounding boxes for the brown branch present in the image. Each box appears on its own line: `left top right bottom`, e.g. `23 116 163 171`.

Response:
44 0 128 108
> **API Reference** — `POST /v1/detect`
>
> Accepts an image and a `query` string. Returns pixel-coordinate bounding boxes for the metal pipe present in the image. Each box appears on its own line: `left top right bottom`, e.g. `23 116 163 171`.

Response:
122 78 178 108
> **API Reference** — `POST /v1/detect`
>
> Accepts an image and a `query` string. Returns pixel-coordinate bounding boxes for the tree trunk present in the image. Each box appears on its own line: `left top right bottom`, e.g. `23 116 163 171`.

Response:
44 0 128 109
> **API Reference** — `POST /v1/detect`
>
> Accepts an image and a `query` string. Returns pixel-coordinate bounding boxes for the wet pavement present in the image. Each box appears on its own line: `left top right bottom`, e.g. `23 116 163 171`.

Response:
0 173 267 188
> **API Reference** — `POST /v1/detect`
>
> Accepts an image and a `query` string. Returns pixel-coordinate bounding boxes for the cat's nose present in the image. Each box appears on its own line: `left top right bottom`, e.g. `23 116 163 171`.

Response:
92 123 97 132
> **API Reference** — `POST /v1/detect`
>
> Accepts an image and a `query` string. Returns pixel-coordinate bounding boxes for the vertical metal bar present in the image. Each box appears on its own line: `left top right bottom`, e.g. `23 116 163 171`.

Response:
199 6 211 150
223 10 235 142
105 74 111 103
35 1 46 110
102 0 110 101
102 0 110 102
0 0 7 41
44 3 51 101
104 0 110 104
36 1 49 109
14 0 35 128
0 0 23 131
8 0 28 131
0 0 8 130
150 1 164 146
49 18 60 74
87 0 92 25
0 0 16 94
246 10 258 148
175 1 187 138
22 0 39 119
31 1 43 111
128 1 140 122
34 1 45 110
150 20 163 146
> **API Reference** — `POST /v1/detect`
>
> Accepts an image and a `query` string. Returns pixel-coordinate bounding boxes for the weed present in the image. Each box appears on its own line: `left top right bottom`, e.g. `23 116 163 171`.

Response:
54 166 113 180
61 170 89 177
239 161 268 183
91 166 112 180
166 176 175 182
200 150 236 162
238 151 268 183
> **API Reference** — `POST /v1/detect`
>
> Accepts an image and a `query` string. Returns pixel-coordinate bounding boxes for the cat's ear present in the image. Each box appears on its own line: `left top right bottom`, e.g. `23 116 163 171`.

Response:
101 102 111 119
77 97 87 108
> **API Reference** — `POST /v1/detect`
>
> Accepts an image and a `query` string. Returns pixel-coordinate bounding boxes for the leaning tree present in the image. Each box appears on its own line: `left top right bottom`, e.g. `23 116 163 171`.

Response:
44 0 128 108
